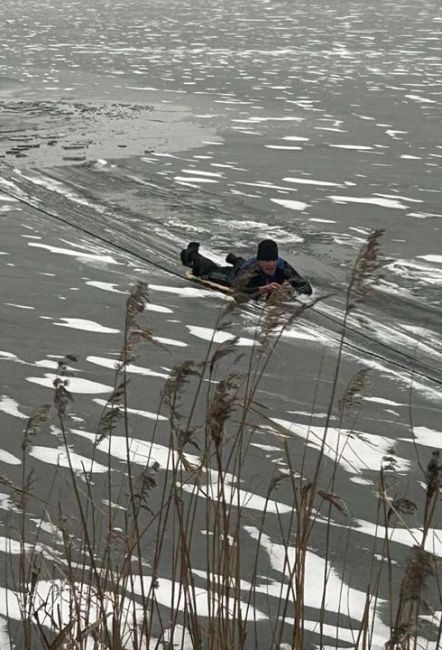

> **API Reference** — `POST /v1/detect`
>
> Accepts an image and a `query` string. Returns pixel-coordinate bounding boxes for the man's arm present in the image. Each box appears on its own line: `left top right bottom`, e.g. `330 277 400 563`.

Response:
231 264 267 297
282 261 313 295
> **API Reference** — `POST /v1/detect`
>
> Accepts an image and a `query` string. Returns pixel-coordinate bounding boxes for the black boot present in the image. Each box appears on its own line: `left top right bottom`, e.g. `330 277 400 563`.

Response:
180 242 200 267
225 253 244 267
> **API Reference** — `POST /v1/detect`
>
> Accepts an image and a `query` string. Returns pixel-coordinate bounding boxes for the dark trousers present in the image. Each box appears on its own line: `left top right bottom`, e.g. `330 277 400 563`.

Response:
192 253 245 287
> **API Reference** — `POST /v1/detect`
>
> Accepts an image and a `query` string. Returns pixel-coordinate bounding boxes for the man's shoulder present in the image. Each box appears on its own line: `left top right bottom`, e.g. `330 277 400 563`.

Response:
238 256 258 270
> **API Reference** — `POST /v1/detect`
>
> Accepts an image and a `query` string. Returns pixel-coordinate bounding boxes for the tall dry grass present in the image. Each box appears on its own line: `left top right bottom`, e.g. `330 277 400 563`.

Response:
0 231 440 649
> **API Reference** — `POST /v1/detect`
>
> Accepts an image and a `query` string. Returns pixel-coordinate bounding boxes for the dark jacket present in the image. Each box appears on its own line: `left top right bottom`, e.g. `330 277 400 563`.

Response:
231 257 312 296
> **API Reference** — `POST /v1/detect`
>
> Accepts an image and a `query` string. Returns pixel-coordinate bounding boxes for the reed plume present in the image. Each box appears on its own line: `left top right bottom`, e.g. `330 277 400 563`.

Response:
207 373 240 446
338 368 369 417
347 228 384 309
23 404 51 449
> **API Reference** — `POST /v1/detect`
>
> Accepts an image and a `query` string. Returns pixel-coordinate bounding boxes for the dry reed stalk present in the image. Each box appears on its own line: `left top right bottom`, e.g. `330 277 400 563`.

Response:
11 229 441 649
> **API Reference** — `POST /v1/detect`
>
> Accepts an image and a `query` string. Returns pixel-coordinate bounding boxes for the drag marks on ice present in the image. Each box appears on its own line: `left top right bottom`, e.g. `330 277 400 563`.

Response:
383 258 442 287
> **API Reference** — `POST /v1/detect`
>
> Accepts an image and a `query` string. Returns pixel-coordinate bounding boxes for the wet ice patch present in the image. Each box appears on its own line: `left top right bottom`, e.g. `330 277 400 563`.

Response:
54 318 119 334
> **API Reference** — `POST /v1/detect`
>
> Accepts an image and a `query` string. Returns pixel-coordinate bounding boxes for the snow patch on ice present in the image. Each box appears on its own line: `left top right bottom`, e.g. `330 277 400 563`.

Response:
54 318 120 334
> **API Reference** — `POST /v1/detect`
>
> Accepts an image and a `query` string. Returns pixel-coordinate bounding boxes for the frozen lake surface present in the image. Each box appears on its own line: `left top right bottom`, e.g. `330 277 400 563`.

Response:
0 0 441 647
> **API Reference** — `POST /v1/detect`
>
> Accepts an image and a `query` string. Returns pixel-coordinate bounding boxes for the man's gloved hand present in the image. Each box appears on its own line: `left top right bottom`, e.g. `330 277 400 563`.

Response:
258 282 282 295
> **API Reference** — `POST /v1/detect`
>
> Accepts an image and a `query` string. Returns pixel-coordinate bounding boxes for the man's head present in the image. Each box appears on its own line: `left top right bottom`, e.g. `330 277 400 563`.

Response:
256 239 278 275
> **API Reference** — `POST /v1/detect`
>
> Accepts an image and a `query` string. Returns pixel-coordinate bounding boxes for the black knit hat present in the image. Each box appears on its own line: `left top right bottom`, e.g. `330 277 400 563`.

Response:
257 239 278 261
